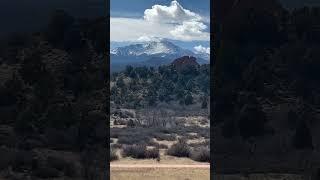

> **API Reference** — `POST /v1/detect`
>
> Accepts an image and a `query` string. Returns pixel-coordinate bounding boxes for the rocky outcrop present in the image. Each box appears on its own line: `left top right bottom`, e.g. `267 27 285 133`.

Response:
172 56 199 72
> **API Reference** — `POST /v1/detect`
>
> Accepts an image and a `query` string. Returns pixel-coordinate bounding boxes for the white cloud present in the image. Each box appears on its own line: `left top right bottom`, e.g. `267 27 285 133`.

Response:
110 18 173 42
194 45 210 54
143 0 201 23
111 1 209 42
137 36 163 42
170 21 209 41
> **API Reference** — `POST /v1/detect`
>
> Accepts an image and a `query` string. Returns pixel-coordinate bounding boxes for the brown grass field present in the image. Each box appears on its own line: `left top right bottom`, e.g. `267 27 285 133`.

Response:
110 166 210 180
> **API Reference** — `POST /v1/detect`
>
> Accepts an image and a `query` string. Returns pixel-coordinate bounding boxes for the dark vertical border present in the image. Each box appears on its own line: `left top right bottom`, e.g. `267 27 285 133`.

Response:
210 0 215 179
104 0 110 179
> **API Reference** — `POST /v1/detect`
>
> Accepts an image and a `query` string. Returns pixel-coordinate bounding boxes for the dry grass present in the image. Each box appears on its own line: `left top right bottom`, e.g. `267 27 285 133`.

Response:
111 154 209 165
111 167 209 180
213 174 305 180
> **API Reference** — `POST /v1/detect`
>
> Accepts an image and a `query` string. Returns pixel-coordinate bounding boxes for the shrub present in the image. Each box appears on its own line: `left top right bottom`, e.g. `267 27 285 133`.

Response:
127 119 136 127
110 149 119 161
190 146 210 162
122 144 146 159
117 134 150 145
145 148 160 159
147 139 158 146
167 139 190 157
121 145 160 159
184 94 194 105
113 109 136 118
159 128 172 134
154 133 176 141
113 119 126 125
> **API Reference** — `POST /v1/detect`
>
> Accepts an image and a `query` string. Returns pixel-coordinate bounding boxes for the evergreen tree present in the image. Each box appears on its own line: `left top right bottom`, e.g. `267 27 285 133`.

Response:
201 97 208 109
184 94 193 105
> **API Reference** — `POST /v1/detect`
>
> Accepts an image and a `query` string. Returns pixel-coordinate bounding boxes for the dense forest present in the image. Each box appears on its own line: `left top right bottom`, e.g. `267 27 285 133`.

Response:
111 62 210 109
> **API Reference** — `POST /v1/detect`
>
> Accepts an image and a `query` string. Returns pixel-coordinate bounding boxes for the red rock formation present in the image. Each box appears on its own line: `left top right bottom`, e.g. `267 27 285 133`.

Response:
171 56 199 71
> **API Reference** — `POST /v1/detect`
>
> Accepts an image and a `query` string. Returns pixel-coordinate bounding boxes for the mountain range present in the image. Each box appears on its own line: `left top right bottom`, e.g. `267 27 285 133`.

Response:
110 40 210 72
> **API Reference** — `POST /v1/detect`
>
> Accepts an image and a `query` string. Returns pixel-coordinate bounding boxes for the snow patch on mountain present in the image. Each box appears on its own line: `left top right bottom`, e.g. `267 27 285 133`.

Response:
111 39 194 57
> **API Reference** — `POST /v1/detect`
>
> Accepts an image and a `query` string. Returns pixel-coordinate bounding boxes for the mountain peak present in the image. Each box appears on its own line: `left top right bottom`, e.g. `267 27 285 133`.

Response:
111 40 194 57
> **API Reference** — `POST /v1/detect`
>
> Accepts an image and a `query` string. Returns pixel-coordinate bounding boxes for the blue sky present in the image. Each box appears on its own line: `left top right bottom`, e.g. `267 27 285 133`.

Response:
111 0 210 18
110 0 210 53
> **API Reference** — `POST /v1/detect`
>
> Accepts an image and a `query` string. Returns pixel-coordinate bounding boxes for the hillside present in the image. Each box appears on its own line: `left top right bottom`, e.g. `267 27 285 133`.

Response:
111 57 209 109
110 56 210 168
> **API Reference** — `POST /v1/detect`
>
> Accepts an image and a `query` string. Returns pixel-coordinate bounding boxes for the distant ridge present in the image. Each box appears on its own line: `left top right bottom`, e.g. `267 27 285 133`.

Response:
110 40 209 72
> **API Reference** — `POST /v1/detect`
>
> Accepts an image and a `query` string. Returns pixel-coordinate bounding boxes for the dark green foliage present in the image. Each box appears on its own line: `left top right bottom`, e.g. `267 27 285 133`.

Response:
145 148 160 159
125 66 134 77
113 119 126 125
121 144 160 159
184 93 194 105
201 97 208 109
121 144 146 159
154 133 176 141
117 134 150 145
111 65 209 108
127 119 136 127
190 146 210 162
167 138 190 158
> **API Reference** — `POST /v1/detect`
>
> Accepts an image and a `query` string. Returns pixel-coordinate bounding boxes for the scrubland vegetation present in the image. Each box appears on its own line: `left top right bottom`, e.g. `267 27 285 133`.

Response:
110 64 210 163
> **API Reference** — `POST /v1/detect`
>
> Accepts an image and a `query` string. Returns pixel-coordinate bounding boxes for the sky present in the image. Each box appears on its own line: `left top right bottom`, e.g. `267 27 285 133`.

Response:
110 0 211 53
0 0 104 36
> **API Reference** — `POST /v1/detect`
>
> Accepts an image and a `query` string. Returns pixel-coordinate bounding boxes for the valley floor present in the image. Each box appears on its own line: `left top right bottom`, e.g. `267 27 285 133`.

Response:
110 165 210 180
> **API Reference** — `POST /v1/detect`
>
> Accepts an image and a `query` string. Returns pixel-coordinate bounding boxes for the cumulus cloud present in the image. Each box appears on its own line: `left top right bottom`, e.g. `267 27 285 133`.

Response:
110 18 173 42
170 21 209 41
194 45 210 54
144 0 201 23
111 1 209 42
137 36 163 42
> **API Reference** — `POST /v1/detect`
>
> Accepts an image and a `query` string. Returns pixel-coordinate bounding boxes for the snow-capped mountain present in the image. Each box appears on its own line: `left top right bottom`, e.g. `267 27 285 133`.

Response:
111 39 194 57
110 40 209 72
